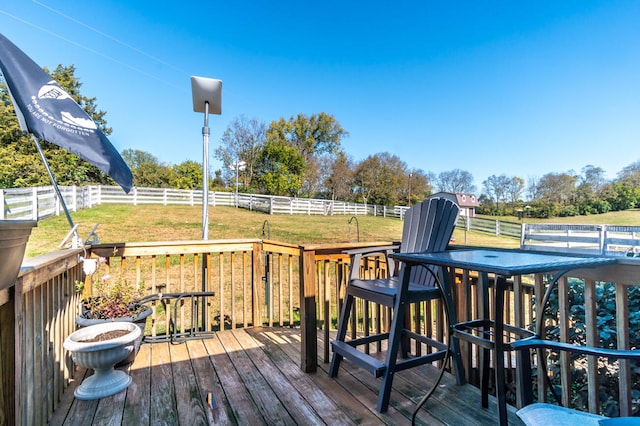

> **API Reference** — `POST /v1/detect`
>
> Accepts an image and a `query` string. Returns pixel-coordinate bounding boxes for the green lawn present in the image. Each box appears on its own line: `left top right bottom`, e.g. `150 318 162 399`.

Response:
26 204 638 258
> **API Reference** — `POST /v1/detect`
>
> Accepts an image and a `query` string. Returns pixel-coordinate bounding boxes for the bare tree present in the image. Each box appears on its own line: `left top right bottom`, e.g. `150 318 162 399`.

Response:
214 115 266 189
483 174 510 210
507 176 525 203
435 169 476 194
324 152 354 201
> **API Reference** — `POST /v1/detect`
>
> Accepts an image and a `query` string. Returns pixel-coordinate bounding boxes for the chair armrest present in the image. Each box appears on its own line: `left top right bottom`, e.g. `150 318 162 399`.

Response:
343 245 400 280
511 338 640 360
342 245 400 256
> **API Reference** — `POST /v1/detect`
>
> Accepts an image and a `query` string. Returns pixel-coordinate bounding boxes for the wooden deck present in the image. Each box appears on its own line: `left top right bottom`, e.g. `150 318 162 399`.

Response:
50 328 523 425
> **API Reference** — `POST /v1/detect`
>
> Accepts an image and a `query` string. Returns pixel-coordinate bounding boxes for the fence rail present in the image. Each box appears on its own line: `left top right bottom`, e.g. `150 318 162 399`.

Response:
522 223 640 256
1 185 409 221
4 184 640 254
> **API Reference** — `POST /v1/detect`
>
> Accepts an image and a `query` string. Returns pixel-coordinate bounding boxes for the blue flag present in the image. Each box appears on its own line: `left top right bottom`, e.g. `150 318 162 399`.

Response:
0 33 133 193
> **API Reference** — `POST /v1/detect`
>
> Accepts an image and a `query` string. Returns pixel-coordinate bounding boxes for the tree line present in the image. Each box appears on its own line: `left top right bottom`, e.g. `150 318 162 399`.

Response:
1 65 639 218
480 163 640 218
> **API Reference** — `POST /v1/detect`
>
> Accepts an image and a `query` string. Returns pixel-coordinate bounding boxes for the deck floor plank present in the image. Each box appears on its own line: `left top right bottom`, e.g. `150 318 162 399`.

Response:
51 327 524 425
184 339 233 424
122 340 151 425
215 329 297 425
148 338 179 425
62 370 99 426
232 328 329 425
92 375 127 426
249 328 396 425
201 333 267 425
243 329 355 426
169 340 210 425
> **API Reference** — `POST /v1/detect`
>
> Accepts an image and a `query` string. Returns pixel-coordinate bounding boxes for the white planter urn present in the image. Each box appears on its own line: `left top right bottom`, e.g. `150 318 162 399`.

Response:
63 322 141 400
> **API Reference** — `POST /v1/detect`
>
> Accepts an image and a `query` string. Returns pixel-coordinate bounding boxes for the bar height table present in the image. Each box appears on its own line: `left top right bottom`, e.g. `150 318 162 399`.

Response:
392 248 616 426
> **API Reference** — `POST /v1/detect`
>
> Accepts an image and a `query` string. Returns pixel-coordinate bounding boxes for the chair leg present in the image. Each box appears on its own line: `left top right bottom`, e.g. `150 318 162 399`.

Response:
328 292 354 377
481 347 490 408
377 301 406 413
377 269 412 413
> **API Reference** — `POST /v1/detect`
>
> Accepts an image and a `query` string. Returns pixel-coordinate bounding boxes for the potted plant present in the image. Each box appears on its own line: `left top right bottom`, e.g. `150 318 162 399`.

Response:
75 256 152 362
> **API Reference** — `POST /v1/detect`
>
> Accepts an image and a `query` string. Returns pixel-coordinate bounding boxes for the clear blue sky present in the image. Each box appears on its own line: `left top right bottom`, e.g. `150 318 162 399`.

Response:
2 1 639 190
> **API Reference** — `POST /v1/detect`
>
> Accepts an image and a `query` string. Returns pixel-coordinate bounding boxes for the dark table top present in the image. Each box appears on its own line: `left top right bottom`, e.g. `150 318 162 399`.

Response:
392 248 617 277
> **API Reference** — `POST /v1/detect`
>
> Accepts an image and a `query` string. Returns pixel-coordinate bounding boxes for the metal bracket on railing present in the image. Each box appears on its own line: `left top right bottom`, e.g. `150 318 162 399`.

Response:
58 224 81 249
140 291 216 344
84 223 100 245
348 216 360 242
261 220 271 239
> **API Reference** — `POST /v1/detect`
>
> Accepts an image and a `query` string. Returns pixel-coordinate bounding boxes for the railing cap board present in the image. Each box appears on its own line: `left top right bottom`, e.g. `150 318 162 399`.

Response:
299 241 397 252
18 248 83 292
90 239 260 257
262 240 300 256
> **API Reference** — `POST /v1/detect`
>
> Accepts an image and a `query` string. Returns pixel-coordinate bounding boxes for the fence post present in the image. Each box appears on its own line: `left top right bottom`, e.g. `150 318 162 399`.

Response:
31 187 38 220
598 225 606 255
495 220 500 236
72 185 77 212
299 246 317 373
0 189 4 219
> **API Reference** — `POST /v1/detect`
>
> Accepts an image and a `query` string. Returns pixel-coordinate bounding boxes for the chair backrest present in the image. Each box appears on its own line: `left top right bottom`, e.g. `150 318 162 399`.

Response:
400 197 459 285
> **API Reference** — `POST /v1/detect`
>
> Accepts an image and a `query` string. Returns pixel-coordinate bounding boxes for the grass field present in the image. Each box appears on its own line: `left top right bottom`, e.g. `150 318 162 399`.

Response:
25 205 639 258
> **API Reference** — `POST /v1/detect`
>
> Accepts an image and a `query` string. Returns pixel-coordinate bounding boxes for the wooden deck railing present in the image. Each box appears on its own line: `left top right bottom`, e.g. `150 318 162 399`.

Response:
2 240 639 424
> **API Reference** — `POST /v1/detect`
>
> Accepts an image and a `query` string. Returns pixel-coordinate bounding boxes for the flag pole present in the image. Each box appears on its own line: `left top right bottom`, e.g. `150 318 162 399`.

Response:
31 135 80 245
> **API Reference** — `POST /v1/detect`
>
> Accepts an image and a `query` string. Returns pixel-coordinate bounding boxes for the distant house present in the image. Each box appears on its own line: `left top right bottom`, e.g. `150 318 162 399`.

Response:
431 192 479 217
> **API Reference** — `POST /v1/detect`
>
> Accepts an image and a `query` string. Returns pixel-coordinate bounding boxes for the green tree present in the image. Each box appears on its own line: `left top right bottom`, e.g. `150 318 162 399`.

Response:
0 64 117 188
531 172 578 216
254 139 306 196
121 149 171 188
404 169 433 206
170 160 202 189
266 112 348 196
353 152 407 206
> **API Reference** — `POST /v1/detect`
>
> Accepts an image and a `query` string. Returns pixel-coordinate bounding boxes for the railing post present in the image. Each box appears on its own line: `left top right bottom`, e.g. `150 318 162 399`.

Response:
299 246 317 373
0 189 4 219
0 288 16 425
252 243 263 327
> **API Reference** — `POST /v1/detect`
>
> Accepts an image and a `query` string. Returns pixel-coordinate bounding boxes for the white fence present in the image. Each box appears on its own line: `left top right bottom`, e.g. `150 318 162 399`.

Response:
521 223 640 256
0 185 409 221
5 185 638 256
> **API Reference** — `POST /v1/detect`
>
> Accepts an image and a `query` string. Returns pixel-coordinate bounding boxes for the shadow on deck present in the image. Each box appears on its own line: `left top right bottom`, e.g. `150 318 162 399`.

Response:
51 327 523 425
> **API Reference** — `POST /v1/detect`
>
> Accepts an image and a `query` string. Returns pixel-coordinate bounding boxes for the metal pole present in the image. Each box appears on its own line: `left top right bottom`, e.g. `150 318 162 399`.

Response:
32 135 80 244
201 101 210 332
202 101 210 240
235 162 239 208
